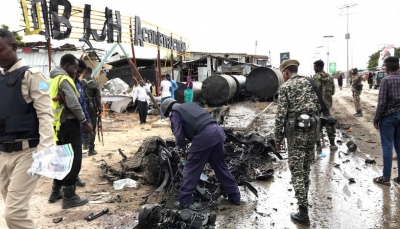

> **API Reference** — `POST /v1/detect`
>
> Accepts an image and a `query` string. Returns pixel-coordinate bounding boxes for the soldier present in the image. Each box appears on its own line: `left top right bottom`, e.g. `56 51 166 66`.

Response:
275 59 320 226
81 67 102 156
313 60 337 150
351 68 363 117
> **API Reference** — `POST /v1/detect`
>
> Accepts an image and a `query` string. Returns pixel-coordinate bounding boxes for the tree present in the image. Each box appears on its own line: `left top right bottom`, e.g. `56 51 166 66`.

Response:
367 47 400 70
1 24 25 47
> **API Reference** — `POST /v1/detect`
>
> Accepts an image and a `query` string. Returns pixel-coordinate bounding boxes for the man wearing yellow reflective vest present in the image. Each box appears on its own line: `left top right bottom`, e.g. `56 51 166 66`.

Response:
48 54 93 209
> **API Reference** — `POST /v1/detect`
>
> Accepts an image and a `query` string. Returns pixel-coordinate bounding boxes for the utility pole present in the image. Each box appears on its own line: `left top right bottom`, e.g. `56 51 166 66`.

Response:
323 35 334 73
339 3 358 85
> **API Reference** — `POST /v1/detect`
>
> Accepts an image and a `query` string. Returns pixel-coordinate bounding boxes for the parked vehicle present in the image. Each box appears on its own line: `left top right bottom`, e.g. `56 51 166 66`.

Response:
373 71 387 89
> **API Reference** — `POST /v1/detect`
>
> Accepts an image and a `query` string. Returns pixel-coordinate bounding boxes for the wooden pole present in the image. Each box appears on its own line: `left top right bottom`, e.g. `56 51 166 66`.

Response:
129 18 137 67
47 38 52 71
81 47 95 68
126 58 160 114
180 55 184 81
170 33 174 80
157 27 162 95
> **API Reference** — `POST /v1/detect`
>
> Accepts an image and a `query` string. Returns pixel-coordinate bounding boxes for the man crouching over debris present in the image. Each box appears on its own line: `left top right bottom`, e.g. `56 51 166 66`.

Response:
160 98 241 209
274 59 320 226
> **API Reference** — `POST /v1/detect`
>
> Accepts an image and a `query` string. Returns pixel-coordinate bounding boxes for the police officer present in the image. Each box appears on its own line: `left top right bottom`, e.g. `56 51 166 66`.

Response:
160 98 241 209
0 29 54 228
313 60 337 150
81 67 102 156
351 68 363 117
275 59 320 226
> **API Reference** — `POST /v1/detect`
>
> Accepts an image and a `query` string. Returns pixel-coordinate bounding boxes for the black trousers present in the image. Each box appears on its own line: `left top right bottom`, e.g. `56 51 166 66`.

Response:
137 100 148 123
54 119 82 186
84 110 97 149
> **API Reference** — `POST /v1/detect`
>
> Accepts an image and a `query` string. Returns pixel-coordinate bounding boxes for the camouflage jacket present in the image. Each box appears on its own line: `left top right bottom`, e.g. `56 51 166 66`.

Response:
274 74 320 143
351 73 362 92
313 71 335 109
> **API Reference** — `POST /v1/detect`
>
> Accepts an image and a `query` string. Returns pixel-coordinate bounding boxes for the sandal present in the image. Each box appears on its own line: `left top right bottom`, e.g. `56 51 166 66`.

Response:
373 176 390 186
393 177 400 184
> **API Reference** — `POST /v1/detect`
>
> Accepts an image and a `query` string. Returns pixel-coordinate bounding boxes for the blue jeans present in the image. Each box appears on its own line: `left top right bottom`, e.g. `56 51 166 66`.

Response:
160 96 170 119
379 111 400 179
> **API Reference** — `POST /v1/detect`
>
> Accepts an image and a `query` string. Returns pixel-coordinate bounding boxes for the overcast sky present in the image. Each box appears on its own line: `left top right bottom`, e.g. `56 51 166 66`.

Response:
3 0 400 75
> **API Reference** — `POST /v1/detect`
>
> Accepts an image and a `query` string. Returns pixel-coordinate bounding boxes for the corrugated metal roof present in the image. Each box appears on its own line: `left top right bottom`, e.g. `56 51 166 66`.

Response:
17 50 82 78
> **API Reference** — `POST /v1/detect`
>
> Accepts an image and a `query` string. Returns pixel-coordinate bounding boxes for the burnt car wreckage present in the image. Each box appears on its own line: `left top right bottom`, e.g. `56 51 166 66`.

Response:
100 125 281 228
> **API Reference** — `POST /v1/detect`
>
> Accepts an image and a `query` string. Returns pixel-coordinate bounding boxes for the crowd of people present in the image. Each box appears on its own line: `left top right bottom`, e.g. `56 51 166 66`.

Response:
0 27 399 228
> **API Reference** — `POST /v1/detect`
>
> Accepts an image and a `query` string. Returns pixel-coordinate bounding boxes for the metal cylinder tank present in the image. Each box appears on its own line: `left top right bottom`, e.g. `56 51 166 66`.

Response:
245 67 284 99
201 74 237 105
174 81 203 103
230 75 247 97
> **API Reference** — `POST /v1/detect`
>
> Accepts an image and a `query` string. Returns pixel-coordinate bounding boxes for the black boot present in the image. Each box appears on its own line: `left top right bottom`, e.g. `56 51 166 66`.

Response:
76 176 86 187
354 109 363 117
62 185 88 209
330 139 338 150
291 206 310 226
88 147 98 156
48 182 63 203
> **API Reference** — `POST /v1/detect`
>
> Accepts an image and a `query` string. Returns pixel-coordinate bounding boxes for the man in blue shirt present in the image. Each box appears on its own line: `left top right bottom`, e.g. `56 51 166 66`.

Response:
74 60 92 187
166 73 178 99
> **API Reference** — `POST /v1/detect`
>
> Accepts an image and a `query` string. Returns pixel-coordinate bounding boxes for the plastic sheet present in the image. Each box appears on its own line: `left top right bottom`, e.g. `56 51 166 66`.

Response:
103 78 130 94
27 144 74 180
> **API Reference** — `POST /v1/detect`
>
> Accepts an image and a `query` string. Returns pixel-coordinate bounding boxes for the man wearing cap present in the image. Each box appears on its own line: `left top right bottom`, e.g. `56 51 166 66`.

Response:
350 68 363 117
274 59 320 226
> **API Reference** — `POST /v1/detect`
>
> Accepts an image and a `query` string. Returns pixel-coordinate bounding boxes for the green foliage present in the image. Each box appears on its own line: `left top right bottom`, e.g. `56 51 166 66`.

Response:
367 50 380 70
1 24 25 47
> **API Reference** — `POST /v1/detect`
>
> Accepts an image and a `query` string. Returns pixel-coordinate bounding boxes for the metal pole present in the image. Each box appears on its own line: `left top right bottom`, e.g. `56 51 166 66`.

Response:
346 6 349 85
327 40 329 73
91 42 118 78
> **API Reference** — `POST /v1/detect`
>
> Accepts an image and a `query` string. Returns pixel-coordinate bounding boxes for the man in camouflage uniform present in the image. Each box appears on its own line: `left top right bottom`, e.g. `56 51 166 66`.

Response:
275 59 320 226
351 68 363 117
313 60 337 150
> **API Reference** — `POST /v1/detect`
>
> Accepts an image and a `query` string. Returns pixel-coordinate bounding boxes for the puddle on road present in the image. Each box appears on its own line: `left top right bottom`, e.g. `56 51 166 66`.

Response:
215 107 399 229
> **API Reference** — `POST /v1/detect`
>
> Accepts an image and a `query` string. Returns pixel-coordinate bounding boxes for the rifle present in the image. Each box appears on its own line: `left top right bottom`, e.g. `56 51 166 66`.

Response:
307 78 337 136
97 116 104 146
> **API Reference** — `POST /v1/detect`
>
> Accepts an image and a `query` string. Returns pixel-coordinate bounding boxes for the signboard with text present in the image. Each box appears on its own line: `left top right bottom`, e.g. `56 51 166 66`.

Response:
280 52 290 63
19 0 189 54
329 62 336 74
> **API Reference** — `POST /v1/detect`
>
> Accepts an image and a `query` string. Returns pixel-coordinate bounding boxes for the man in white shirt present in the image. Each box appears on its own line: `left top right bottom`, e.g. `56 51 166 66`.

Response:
145 80 151 91
132 80 151 124
160 75 172 120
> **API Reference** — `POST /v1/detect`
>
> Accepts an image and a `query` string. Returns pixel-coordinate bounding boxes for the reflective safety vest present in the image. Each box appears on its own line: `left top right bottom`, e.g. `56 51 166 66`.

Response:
49 75 79 141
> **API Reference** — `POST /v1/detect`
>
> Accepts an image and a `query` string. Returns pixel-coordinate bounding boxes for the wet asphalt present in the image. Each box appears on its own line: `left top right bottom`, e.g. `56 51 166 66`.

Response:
214 102 400 229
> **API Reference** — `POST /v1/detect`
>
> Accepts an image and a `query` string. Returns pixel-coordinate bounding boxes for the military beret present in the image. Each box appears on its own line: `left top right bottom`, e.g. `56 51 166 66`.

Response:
279 59 300 72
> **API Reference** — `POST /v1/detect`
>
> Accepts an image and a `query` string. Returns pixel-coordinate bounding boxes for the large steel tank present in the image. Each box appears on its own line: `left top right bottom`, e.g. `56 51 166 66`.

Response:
201 74 237 106
174 81 203 103
230 75 247 97
245 67 284 99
